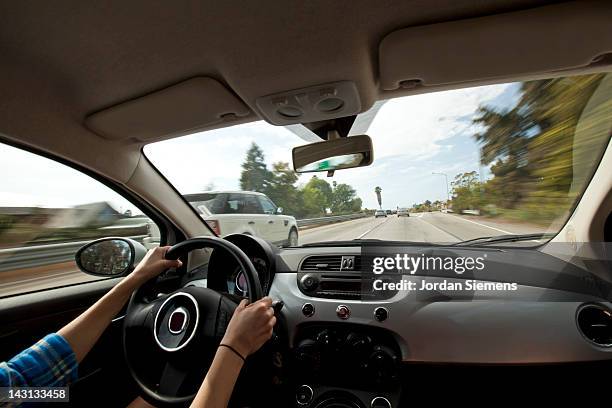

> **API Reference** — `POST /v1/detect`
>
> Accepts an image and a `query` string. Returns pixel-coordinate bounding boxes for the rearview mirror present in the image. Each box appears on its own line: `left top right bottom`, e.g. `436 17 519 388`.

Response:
292 135 373 173
75 237 147 277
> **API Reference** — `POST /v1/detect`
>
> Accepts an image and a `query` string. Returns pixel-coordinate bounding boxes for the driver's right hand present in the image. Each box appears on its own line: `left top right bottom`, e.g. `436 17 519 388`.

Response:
221 297 276 357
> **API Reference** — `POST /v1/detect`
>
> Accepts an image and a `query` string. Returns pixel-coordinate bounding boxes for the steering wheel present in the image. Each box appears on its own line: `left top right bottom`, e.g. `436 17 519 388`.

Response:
123 237 263 406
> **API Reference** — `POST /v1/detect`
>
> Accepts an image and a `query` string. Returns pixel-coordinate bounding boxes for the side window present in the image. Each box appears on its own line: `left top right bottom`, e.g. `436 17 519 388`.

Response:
258 196 277 214
0 143 161 298
227 194 263 214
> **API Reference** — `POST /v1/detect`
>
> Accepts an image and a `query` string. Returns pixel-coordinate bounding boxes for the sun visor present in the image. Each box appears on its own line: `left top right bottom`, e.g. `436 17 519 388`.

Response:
379 1 612 91
85 77 251 141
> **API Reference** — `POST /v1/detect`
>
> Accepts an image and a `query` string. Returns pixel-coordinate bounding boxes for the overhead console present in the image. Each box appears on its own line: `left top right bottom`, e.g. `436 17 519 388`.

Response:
379 0 612 91
255 81 362 126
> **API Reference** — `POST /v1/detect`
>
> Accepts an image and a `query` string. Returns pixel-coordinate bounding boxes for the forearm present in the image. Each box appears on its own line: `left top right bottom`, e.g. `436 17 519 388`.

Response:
190 347 244 408
58 277 138 363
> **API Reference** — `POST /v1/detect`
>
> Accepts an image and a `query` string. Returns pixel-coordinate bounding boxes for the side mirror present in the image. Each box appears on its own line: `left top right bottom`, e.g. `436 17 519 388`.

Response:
292 135 373 173
75 237 147 277
276 207 284 214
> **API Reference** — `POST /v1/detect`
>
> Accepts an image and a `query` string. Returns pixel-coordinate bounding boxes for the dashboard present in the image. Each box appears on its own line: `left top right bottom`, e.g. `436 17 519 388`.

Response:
186 235 612 408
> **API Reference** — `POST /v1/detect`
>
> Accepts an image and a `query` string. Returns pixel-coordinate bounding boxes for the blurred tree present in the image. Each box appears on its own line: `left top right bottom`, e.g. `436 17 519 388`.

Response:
302 176 333 216
202 182 216 191
238 144 364 218
451 171 484 212
239 143 272 193
265 162 304 217
330 183 361 214
467 73 608 221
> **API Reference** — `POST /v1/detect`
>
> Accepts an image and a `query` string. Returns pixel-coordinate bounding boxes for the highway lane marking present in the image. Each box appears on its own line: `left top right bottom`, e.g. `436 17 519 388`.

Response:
356 218 390 239
417 217 463 241
444 213 512 235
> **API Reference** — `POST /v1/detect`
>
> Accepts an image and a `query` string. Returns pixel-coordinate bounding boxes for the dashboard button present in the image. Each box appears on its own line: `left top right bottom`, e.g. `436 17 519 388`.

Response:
302 303 315 317
336 304 350 320
374 307 389 322
296 384 314 405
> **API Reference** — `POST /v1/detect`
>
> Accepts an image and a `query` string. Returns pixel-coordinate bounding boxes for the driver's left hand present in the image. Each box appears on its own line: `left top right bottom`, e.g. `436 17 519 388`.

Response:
127 246 183 287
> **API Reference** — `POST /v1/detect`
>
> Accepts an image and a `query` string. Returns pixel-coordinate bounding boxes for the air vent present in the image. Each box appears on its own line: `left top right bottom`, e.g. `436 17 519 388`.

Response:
300 255 361 272
577 304 612 347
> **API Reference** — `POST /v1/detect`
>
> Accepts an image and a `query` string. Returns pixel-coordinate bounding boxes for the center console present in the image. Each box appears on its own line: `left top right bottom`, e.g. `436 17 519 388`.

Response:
291 323 402 408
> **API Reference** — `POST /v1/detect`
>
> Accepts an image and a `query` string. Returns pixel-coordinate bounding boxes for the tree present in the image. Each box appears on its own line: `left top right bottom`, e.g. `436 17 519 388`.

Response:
302 176 333 216
374 186 382 209
202 182 216 191
450 171 484 212
473 106 531 208
330 183 361 214
237 143 364 218
239 143 272 192
470 73 608 221
265 161 304 217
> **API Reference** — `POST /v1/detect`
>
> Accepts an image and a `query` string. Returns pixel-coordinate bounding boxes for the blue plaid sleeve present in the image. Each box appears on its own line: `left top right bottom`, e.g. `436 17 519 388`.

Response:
0 333 78 387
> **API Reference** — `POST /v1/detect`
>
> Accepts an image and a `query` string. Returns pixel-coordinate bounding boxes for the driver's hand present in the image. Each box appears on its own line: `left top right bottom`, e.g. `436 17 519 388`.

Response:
127 246 182 287
221 297 276 358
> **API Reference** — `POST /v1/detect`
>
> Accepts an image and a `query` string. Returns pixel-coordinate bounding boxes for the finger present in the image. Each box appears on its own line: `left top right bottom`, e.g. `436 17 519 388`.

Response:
258 297 273 307
269 316 277 327
265 308 274 318
237 299 249 310
161 259 181 269
159 246 172 258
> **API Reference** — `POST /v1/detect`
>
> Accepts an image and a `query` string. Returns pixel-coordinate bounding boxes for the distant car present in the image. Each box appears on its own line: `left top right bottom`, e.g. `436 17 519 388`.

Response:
374 209 387 218
397 208 410 217
385 210 393 215
184 191 299 247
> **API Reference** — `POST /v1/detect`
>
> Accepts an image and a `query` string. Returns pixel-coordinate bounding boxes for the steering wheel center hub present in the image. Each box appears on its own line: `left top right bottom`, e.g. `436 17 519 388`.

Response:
153 292 199 352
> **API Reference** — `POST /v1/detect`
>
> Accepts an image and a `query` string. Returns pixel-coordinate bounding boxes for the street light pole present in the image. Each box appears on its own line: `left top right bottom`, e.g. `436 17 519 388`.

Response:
432 172 450 207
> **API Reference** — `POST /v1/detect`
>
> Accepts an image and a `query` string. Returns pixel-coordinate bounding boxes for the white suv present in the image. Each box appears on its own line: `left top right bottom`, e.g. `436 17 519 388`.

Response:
184 191 299 247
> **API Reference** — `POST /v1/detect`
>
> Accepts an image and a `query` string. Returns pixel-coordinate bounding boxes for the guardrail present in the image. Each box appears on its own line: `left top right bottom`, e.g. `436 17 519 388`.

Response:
0 214 367 274
0 235 148 273
297 213 367 228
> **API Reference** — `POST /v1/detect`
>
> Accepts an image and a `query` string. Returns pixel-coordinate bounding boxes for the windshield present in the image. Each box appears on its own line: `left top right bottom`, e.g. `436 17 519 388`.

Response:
144 72 611 247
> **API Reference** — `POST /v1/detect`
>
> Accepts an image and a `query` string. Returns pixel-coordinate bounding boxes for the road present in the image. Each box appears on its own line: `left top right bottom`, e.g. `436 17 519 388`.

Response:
299 212 546 244
0 213 546 298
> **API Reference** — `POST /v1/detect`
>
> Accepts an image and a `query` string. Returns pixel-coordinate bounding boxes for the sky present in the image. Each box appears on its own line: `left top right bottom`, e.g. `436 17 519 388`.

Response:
0 82 521 213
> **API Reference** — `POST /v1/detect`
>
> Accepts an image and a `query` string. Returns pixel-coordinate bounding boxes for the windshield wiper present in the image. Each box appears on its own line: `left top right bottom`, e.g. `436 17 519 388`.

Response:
453 233 556 247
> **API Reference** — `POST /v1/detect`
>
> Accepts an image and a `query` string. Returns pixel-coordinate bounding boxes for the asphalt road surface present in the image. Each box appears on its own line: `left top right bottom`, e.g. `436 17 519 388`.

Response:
299 212 546 244
0 212 546 298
